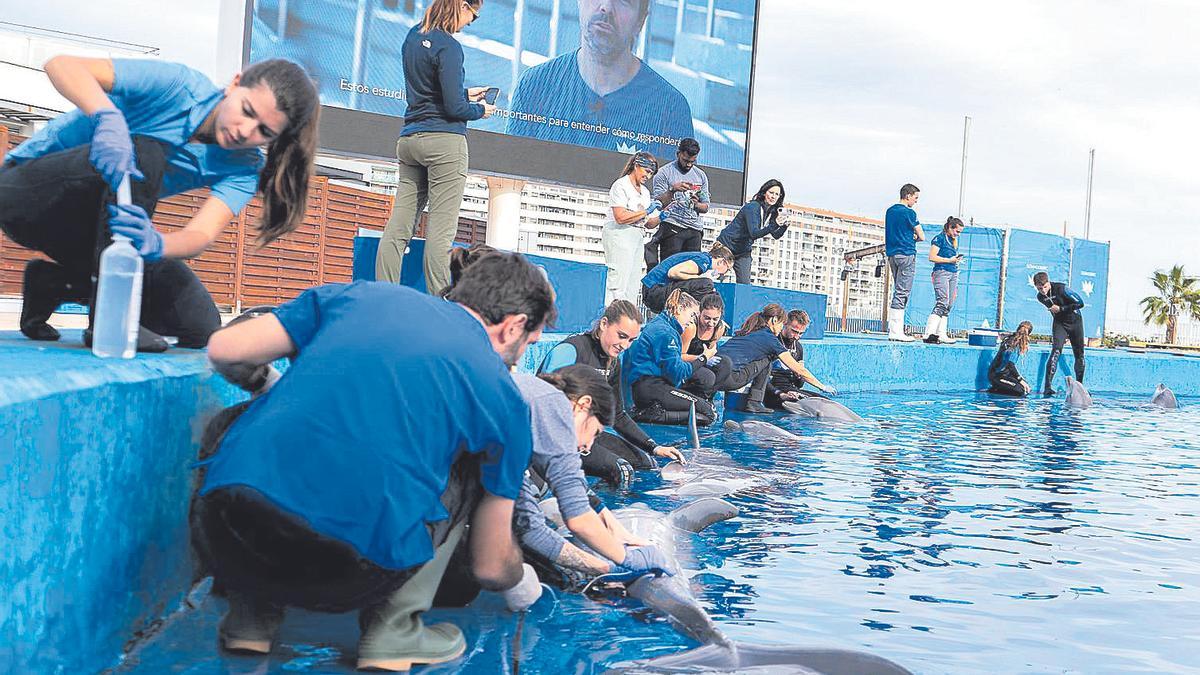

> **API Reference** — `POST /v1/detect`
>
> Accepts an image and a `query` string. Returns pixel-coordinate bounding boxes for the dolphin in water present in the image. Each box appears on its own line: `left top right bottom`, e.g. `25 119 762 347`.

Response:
781 397 864 423
1064 376 1092 408
1151 383 1179 409
724 419 804 443
688 401 702 451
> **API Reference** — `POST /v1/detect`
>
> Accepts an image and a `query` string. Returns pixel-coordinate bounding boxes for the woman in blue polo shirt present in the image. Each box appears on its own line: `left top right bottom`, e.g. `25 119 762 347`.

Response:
923 216 965 345
0 55 319 350
716 179 790 284
640 242 734 313
622 289 717 426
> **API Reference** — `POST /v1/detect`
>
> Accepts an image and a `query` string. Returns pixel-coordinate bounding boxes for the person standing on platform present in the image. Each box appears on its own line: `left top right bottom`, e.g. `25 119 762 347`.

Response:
376 0 496 293
194 252 554 671
923 217 965 344
1033 271 1087 396
640 243 734 314
601 152 660 304
885 183 924 342
716 179 790 284
644 138 710 269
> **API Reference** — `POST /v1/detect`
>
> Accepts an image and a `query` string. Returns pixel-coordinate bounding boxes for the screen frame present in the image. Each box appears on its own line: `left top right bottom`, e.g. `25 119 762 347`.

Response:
241 0 761 206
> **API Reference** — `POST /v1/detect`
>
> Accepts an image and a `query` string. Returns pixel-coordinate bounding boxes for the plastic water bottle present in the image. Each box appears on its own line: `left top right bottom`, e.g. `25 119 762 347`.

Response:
92 175 143 359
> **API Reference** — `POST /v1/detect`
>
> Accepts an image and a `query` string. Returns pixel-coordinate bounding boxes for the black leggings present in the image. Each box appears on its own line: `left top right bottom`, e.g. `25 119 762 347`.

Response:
706 356 772 402
0 138 220 347
1047 317 1086 386
630 376 717 426
642 277 716 314
988 363 1029 397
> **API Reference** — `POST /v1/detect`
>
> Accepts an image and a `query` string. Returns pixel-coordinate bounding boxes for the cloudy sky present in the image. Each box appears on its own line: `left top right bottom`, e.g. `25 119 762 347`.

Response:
7 0 1198 333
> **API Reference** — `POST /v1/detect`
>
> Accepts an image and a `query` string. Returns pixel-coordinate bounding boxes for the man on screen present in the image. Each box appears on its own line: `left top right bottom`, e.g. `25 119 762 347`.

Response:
505 0 695 159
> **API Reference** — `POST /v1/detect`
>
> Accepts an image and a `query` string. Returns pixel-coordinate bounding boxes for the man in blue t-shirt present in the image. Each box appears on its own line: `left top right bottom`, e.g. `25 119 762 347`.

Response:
884 183 924 342
194 252 555 670
504 0 694 158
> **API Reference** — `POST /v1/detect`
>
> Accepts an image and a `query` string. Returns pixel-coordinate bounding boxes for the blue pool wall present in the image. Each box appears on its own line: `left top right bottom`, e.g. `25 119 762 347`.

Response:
0 332 1191 671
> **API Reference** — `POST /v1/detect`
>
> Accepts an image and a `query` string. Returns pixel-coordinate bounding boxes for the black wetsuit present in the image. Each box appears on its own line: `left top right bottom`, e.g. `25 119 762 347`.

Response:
1037 282 1086 392
685 323 724 356
539 332 659 485
987 346 1028 397
763 335 826 408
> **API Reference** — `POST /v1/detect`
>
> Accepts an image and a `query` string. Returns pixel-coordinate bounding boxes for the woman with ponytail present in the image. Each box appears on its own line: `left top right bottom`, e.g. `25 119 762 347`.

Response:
621 289 717 426
988 320 1033 396
0 55 319 351
923 216 966 344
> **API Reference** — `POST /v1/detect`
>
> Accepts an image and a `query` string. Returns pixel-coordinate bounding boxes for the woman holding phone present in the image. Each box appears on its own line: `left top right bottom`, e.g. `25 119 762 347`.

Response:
716 179 790 284
376 0 496 294
923 216 965 344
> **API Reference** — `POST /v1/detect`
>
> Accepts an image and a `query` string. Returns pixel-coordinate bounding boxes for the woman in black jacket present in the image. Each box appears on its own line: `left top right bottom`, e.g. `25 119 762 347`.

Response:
716 179 789 284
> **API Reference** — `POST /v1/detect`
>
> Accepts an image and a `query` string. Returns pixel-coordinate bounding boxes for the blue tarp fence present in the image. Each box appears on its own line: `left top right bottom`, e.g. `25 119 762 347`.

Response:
905 225 1005 332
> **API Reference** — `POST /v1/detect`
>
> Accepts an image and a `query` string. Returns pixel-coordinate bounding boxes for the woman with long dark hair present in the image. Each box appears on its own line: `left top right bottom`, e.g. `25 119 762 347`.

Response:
716 179 790 284
602 151 661 304
988 320 1033 396
923 216 966 344
376 0 496 294
0 55 319 350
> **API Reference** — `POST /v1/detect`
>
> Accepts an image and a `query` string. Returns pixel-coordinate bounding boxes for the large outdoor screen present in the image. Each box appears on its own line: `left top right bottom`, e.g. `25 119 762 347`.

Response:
246 0 759 202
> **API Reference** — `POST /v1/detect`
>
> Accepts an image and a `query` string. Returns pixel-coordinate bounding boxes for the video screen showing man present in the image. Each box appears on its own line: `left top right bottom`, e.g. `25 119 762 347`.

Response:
505 0 696 159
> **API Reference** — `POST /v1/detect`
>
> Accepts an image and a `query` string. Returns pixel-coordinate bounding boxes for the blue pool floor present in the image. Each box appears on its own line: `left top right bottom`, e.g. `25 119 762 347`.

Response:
114 391 1200 674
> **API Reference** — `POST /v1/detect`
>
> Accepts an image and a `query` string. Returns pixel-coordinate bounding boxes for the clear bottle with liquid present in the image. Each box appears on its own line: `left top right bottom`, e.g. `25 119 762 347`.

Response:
92 175 143 359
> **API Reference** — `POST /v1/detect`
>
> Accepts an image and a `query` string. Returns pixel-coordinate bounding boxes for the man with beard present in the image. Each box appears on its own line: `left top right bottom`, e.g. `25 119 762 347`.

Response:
505 0 694 158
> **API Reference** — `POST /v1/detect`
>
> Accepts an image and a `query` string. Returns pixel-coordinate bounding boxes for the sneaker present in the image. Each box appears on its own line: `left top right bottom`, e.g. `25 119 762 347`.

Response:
742 401 772 414
219 596 283 655
357 622 466 671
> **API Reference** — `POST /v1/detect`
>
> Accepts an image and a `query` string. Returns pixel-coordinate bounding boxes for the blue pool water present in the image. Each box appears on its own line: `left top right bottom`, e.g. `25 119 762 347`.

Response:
122 391 1200 674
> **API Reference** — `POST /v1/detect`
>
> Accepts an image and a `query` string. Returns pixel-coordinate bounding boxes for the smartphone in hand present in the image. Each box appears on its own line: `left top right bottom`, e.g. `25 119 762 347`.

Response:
484 87 500 104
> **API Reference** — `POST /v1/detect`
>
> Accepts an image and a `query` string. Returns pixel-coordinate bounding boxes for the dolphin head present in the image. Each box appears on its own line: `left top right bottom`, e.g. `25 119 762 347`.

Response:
1152 383 1179 409
1064 377 1093 408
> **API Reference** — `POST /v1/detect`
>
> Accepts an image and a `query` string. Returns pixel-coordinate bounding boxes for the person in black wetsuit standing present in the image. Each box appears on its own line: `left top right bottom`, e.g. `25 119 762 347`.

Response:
1033 271 1086 396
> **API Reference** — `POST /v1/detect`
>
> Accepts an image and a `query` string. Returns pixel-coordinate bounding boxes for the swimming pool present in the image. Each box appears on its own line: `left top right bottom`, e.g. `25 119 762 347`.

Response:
121 390 1200 673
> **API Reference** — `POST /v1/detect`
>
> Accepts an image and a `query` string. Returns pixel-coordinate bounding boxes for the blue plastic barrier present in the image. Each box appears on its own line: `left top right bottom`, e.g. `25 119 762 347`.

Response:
905 225 1004 332
713 283 827 339
1071 239 1110 339
1002 229 1071 334
352 234 607 334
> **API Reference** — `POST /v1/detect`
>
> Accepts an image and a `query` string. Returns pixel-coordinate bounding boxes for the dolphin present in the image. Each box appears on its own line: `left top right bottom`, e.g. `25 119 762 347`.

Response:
608 643 913 674
781 397 864 423
1151 383 1179 409
724 419 804 443
1064 376 1092 408
688 401 702 451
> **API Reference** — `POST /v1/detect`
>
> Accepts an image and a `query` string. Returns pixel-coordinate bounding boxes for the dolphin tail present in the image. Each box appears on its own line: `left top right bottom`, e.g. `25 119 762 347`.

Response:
687 402 701 451
667 497 739 533
608 642 914 674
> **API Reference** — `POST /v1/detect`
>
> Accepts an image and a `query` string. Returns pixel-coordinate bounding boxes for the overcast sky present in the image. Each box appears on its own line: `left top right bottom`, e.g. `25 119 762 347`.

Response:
7 0 1197 332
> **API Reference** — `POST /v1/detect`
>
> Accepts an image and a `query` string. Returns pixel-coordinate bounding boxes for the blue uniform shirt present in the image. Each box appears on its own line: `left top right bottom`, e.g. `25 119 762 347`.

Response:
400 25 484 136
884 203 920 257
623 312 693 388
642 252 712 289
718 328 787 370
930 232 959 273
8 59 263 214
200 282 533 571
505 51 695 159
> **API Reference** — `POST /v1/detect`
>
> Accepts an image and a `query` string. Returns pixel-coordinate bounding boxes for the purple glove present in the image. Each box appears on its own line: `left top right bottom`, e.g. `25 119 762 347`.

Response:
90 108 144 192
108 204 164 261
618 544 674 577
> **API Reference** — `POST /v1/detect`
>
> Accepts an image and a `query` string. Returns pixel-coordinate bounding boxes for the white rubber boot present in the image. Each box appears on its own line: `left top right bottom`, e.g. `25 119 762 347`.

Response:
888 315 915 342
938 315 958 344
922 314 941 344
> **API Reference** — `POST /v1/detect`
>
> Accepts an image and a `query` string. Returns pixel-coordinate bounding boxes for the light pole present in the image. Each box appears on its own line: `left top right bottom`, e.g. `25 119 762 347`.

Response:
958 116 971 218
1084 148 1095 240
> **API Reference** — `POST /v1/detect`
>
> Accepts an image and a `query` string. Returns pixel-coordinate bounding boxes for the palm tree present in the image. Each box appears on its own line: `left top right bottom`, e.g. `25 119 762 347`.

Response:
1141 265 1200 344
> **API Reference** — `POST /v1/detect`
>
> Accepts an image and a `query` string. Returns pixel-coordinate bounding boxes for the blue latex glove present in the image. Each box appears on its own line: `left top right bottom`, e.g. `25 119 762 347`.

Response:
644 204 661 220
90 108 144 192
108 204 164 261
618 545 674 577
706 355 723 367
824 386 838 397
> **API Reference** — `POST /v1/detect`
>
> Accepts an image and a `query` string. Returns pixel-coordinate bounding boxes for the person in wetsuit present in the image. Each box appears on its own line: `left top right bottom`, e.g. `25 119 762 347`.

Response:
680 292 728 364
623 289 718 426
764 309 837 409
988 320 1033 396
540 300 686 488
1033 271 1086 396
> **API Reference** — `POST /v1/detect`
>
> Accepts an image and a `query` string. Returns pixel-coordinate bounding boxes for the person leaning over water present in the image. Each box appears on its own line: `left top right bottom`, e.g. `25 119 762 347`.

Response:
193 252 553 671
923 216 965 345
623 289 718 426
375 0 497 293
763 309 837 409
640 242 734 314
0 55 318 351
540 300 686 487
988 320 1034 397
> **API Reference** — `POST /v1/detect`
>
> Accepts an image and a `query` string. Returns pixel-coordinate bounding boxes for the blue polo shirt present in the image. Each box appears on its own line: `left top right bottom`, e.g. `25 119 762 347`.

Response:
200 282 533 571
884 203 920 257
930 232 959 272
642 252 712 289
504 50 695 159
7 58 263 213
717 328 786 370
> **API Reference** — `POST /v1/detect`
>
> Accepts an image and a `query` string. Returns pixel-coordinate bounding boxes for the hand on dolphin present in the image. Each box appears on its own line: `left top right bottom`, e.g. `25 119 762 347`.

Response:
615 544 674 578
653 445 686 463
